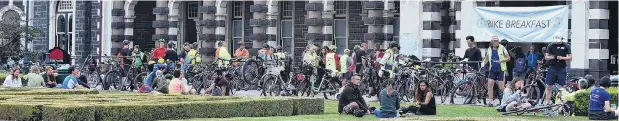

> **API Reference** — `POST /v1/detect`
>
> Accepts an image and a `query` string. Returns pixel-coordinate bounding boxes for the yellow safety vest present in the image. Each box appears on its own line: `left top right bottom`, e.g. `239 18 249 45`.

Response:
487 45 508 72
340 54 350 73
218 47 231 67
308 52 319 67
325 53 338 72
187 49 200 64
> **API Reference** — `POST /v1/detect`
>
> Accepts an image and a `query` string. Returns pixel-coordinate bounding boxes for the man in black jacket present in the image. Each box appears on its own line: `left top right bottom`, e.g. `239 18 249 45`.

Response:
339 75 370 114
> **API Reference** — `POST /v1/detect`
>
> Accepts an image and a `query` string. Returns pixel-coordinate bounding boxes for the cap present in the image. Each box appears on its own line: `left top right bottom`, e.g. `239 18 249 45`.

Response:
158 39 165 42
123 40 130 45
262 43 270 48
491 36 499 41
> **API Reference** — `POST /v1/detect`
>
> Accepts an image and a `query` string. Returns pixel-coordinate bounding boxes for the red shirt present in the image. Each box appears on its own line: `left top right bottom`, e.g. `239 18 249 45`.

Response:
153 48 166 59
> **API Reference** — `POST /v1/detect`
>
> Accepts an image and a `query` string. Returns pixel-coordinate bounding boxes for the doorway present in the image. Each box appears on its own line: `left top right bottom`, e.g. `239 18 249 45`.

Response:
133 1 156 50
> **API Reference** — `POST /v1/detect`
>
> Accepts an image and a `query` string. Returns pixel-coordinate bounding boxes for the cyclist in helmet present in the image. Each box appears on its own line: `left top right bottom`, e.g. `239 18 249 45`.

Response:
379 43 400 79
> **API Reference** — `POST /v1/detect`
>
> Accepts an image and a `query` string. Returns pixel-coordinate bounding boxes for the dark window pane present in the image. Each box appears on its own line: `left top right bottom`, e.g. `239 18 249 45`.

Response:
282 21 292 37
233 21 242 37
335 19 346 37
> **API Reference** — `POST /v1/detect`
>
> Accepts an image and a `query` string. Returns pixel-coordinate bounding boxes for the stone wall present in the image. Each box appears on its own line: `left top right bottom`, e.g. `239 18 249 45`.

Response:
32 1 49 52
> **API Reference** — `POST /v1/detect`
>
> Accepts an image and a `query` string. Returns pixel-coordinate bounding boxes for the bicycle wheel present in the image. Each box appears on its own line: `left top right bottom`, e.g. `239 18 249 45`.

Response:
440 80 454 104
87 70 101 89
103 71 121 91
524 84 541 105
241 59 261 85
190 74 205 94
451 81 475 104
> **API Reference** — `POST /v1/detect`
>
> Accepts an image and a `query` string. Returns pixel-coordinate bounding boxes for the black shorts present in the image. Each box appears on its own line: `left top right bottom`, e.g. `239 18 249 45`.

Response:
589 110 618 120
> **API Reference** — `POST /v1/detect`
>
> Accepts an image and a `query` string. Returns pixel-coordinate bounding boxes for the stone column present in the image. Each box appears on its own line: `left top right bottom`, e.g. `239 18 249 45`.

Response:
124 12 134 48
364 1 385 50
266 1 279 46
322 1 334 46
199 1 217 63
153 1 169 44
305 1 323 46
215 1 227 45
168 2 180 45
111 1 125 52
250 1 268 49
587 1 611 78
570 1 588 70
383 0 395 46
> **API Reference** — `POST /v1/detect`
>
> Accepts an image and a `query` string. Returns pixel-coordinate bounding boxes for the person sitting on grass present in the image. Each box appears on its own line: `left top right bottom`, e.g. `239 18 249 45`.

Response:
588 77 618 120
561 78 589 116
399 81 436 115
373 79 400 118
24 66 45 87
168 70 187 95
61 66 87 89
497 77 532 112
138 64 165 93
339 75 370 115
205 69 229 96
41 66 58 88
2 68 22 87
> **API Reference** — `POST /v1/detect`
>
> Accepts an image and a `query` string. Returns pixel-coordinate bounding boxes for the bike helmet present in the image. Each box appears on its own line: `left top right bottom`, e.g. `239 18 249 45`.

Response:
123 40 130 45
328 45 337 50
262 43 270 48
389 43 400 49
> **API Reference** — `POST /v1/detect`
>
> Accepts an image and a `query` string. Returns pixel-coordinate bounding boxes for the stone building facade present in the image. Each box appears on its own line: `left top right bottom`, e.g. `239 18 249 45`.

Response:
25 0 617 78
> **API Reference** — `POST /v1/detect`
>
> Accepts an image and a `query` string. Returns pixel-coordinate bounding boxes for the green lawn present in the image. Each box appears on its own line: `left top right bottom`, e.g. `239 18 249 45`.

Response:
172 100 588 121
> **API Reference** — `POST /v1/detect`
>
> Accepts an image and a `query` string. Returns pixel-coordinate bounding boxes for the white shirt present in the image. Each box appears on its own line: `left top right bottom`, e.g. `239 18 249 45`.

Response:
3 75 22 87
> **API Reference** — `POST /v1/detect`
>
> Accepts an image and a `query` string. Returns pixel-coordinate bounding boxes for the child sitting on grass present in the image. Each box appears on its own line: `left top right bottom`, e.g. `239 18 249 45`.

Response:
497 77 532 112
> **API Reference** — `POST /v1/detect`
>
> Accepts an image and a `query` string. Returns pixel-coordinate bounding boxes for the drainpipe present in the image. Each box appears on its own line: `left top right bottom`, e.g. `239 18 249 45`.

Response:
98 0 102 62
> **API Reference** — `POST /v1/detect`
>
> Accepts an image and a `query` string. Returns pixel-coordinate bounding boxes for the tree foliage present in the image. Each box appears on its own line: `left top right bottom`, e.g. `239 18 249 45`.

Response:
0 18 42 63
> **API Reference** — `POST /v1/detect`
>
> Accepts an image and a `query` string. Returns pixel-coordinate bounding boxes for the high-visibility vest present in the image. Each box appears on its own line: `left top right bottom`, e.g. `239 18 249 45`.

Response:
185 49 199 64
487 45 508 72
308 52 319 67
325 53 338 72
217 47 231 67
340 54 350 73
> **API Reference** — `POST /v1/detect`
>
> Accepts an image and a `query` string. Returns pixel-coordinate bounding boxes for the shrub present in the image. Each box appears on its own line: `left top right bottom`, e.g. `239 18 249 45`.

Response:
574 87 618 116
0 94 324 121
0 88 98 95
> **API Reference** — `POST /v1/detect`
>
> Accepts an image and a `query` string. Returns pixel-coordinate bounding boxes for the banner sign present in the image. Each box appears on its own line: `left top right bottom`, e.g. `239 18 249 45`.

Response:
470 6 569 42
399 33 420 57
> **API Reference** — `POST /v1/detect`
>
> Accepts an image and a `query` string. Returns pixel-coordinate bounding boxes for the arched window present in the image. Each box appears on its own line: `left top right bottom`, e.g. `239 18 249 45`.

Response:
55 0 73 54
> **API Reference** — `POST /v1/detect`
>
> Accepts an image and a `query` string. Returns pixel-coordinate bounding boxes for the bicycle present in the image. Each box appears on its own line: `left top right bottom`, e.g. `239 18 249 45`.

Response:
102 56 139 91
450 64 490 105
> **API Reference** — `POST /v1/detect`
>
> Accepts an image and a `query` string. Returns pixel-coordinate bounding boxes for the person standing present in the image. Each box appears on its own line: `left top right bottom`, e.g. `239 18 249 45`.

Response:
379 43 400 79
463 36 483 70
234 41 249 66
354 43 368 74
153 39 167 59
217 41 231 68
543 34 572 105
118 40 132 74
163 41 179 62
483 36 511 107
340 49 352 78
324 45 340 73
525 45 542 78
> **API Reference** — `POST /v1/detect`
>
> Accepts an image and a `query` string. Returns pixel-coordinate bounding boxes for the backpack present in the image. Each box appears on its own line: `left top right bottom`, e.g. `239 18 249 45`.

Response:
514 58 527 73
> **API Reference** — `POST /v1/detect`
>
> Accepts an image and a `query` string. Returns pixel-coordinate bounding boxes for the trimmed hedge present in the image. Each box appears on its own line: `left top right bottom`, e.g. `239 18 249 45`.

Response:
0 87 98 95
574 87 618 116
0 93 324 121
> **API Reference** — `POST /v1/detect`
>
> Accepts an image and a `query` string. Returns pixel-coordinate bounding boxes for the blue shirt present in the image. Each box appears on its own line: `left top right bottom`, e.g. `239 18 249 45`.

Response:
589 88 611 111
61 75 79 89
525 52 540 69
491 49 501 72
